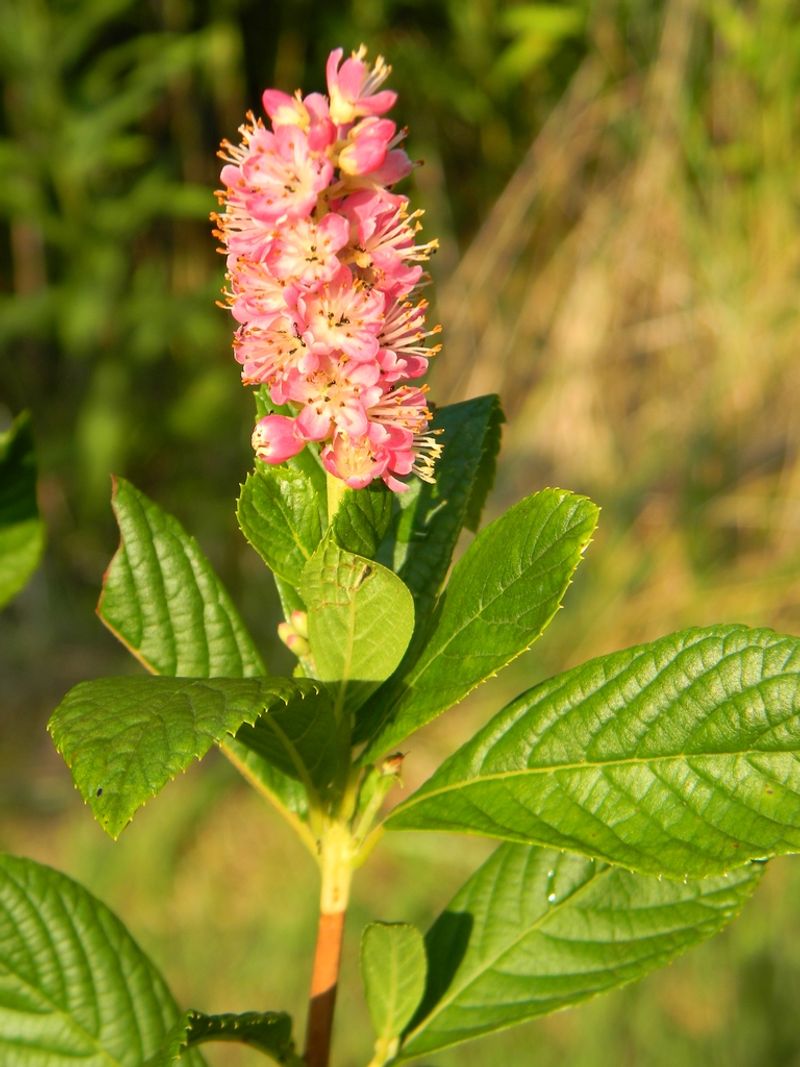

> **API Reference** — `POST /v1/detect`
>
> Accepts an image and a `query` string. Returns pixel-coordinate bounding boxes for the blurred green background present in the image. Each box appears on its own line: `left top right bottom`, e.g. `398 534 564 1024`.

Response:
3 0 800 1064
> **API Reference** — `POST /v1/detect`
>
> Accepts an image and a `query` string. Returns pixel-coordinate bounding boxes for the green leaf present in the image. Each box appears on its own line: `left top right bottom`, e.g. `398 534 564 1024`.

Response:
274 573 307 619
49 676 322 838
100 477 266 678
235 686 347 798
400 844 762 1059
97 477 305 817
378 396 504 624
0 411 45 609
332 482 394 559
0 853 205 1067
300 538 415 716
359 488 598 756
149 1009 298 1065
362 923 427 1062
237 465 325 586
387 626 800 878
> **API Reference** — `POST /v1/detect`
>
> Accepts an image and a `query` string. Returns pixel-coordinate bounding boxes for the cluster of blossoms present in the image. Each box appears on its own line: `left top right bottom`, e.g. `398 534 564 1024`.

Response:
213 46 442 491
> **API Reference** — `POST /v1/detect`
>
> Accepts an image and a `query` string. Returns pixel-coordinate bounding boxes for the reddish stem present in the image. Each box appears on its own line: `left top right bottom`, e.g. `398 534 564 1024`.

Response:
304 908 346 1067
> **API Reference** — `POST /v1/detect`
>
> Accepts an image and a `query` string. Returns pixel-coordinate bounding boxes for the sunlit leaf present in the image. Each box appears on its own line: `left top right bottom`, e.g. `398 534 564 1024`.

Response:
237 465 325 586
0 853 205 1066
388 626 800 878
400 844 761 1058
49 676 323 838
300 538 414 716
97 477 305 815
332 482 394 560
361 922 427 1060
359 488 598 756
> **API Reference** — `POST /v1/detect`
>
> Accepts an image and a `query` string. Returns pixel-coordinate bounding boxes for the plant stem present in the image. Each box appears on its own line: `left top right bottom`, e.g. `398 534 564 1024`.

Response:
305 910 346 1067
304 823 354 1067
365 1037 398 1067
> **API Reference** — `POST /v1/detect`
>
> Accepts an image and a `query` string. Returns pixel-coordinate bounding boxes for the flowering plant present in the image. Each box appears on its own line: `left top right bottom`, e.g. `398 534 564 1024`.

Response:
214 44 440 495
3 45 800 1067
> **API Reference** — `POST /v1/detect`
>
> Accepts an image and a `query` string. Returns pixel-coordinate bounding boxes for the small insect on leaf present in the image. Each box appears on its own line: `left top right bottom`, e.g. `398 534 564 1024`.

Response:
355 564 373 589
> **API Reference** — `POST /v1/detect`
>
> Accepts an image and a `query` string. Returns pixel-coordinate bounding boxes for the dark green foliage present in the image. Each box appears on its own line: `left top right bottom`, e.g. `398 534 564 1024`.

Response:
0 412 44 608
0 854 206 1066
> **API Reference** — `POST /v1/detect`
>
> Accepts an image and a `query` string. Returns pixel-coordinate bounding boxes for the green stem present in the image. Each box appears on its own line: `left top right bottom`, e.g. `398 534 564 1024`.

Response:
365 1036 399 1067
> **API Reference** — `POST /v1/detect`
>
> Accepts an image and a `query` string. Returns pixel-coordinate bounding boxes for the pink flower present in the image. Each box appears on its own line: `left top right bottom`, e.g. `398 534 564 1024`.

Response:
294 268 385 363
326 46 397 126
252 414 305 463
212 201 275 261
289 356 382 440
234 315 317 387
321 430 390 488
338 189 436 296
378 298 442 379
261 90 336 152
236 125 333 223
345 149 414 190
226 256 286 324
266 213 349 287
260 90 308 128
338 117 397 176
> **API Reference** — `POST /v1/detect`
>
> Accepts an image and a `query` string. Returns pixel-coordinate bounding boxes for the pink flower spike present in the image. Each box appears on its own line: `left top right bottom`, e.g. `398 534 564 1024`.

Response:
326 46 397 126
252 414 305 463
216 47 443 490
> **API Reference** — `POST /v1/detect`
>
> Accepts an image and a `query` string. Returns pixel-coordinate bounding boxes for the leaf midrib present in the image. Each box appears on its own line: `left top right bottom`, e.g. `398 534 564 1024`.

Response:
398 744 800 812
403 862 608 1047
264 486 316 559
380 941 405 1038
337 564 361 719
404 860 754 1054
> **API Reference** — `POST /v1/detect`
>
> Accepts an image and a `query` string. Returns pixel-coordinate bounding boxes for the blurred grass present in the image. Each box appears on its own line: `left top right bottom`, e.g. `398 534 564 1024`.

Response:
2 0 800 1063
